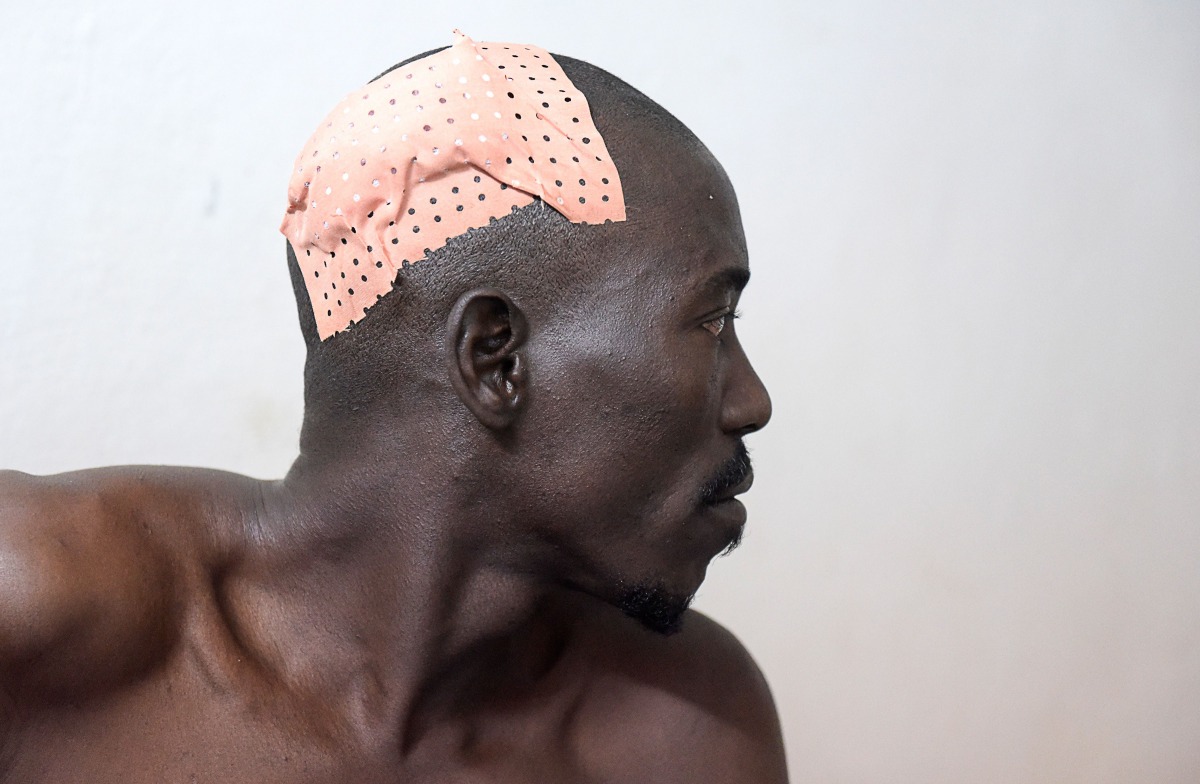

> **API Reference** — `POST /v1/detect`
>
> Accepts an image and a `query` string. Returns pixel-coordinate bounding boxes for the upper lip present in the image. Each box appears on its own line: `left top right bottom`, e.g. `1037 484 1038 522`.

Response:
714 472 754 502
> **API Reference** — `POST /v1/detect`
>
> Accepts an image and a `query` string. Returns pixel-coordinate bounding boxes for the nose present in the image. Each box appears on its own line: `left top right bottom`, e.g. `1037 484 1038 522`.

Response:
720 339 772 436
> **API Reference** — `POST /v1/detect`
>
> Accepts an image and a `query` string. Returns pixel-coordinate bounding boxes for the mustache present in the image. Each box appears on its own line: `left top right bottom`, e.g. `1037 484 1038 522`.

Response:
699 441 753 506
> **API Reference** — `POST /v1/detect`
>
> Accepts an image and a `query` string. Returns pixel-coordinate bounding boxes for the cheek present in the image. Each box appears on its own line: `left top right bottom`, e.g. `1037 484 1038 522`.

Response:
526 339 720 518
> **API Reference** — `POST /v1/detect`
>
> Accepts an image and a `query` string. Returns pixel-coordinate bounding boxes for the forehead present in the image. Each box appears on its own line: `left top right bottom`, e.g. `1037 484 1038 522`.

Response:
608 133 749 299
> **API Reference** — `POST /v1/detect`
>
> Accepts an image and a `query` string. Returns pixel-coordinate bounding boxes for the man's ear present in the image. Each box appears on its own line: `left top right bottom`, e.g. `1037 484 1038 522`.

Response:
446 289 529 430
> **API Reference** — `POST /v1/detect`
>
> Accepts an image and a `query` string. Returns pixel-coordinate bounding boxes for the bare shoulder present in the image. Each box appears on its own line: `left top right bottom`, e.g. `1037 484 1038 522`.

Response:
576 606 789 784
0 467 233 701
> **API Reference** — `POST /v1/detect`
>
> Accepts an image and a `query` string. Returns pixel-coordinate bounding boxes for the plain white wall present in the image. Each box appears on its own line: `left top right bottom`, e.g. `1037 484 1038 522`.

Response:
2 1 1198 781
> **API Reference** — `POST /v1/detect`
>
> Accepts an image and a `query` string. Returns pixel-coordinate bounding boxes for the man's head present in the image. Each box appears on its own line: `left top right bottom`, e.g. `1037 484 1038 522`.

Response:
284 38 771 634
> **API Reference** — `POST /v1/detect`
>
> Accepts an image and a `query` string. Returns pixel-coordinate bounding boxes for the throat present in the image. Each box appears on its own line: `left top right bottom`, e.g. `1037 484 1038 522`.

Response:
401 591 576 754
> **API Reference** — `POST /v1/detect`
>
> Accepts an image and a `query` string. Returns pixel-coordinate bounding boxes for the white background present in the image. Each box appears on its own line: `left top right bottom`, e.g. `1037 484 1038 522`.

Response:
3 1 1198 781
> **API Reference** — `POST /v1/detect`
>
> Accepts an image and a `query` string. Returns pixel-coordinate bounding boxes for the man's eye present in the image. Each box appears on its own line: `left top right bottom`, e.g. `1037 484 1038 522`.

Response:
702 314 728 337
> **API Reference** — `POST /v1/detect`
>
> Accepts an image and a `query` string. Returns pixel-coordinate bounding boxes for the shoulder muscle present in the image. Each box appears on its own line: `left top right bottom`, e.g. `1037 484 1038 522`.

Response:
0 470 178 700
582 607 788 783
676 611 788 782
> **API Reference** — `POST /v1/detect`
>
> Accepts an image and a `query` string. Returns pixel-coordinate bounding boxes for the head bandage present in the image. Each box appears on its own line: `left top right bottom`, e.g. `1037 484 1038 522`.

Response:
281 31 627 340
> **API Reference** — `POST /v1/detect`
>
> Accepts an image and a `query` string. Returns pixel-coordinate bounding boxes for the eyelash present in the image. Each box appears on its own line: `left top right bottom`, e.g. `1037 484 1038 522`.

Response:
703 308 741 337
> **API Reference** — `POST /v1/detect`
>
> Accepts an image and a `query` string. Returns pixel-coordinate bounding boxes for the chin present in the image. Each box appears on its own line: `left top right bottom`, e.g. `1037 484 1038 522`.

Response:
615 553 717 635
615 580 696 636
603 510 742 636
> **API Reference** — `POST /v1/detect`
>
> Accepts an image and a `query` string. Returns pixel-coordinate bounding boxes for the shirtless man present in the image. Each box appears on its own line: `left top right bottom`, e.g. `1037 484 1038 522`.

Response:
0 35 784 783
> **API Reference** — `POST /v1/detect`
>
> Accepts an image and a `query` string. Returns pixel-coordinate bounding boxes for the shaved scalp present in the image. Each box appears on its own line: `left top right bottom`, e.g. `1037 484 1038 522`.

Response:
288 48 704 453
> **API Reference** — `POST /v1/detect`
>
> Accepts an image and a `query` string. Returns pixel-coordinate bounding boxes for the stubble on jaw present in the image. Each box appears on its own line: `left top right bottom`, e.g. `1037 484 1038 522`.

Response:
616 581 696 636
615 443 753 636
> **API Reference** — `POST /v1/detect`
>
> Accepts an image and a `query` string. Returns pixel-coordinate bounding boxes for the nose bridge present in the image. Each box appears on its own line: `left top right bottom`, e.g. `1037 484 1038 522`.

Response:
721 337 772 435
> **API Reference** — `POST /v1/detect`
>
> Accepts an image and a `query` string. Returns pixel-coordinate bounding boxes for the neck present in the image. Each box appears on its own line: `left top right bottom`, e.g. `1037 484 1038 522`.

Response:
226 432 567 753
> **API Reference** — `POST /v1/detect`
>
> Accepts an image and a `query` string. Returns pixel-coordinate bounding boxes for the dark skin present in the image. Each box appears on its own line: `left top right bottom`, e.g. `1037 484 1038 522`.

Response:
0 89 782 783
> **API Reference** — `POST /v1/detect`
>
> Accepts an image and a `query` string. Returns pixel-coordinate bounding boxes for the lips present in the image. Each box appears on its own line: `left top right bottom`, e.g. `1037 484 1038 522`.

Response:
700 440 754 506
713 471 754 503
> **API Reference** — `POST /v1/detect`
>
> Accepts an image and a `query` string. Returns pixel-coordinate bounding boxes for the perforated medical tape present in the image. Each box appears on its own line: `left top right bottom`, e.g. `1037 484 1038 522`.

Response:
281 31 627 340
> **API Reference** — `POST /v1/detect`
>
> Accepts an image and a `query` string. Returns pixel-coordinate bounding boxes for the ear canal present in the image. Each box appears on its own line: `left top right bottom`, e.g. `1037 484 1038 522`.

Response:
475 308 513 356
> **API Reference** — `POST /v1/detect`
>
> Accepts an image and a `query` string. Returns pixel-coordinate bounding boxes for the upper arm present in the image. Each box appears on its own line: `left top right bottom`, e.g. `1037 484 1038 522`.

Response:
0 470 178 700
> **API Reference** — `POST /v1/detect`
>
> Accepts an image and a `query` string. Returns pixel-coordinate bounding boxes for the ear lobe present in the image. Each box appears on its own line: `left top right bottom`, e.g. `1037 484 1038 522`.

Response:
446 289 529 430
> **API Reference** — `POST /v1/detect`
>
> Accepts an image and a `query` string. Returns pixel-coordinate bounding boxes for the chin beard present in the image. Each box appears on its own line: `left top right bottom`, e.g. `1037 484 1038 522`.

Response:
616 582 695 636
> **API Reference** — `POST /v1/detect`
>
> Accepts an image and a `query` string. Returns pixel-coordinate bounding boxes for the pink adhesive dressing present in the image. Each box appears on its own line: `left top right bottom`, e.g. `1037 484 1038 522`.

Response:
281 31 627 340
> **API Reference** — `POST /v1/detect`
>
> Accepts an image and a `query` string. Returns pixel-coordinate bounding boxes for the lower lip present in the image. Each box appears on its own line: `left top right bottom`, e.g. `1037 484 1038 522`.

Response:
704 498 747 526
702 500 746 558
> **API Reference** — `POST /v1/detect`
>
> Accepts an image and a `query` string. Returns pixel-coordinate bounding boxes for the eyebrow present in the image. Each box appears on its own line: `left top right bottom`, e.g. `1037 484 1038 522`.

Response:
703 266 751 294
